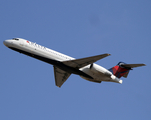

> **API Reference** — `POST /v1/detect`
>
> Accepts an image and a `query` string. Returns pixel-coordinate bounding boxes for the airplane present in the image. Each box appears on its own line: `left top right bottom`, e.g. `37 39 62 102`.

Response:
3 38 146 87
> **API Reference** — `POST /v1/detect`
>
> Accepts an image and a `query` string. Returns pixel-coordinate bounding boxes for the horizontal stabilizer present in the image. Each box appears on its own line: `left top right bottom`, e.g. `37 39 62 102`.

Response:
62 53 110 69
122 64 146 68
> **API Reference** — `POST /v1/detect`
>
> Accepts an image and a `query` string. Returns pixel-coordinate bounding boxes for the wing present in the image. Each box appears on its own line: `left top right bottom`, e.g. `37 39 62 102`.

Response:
62 53 110 69
53 66 71 87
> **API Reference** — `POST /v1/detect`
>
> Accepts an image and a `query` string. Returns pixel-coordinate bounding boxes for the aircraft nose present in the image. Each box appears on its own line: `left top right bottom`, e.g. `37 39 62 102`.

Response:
3 40 11 47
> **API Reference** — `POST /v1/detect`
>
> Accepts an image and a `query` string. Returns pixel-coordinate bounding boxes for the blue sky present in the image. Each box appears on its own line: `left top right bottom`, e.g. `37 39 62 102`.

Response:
1 0 151 119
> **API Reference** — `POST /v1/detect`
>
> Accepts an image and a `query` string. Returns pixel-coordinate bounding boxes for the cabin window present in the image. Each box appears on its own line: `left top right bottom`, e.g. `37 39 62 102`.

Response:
12 38 19 41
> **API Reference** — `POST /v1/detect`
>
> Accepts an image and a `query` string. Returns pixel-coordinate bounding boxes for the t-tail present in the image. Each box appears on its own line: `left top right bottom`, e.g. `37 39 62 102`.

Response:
109 62 146 78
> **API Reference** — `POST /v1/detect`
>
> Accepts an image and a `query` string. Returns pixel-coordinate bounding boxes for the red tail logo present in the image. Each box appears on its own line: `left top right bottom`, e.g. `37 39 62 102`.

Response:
109 62 130 78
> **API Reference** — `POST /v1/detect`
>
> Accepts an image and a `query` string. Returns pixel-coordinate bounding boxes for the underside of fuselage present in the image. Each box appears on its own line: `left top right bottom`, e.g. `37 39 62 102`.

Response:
9 47 93 80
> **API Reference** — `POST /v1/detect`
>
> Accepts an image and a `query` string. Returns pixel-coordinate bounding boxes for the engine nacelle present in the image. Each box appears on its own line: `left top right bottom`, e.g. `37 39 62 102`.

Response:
90 64 112 76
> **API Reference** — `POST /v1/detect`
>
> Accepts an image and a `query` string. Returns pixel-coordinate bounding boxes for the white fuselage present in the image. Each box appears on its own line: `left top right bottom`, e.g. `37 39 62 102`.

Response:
3 38 122 84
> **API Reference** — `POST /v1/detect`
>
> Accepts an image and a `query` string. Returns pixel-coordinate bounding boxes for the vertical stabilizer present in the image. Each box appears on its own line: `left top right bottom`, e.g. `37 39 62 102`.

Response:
109 62 145 78
109 62 131 78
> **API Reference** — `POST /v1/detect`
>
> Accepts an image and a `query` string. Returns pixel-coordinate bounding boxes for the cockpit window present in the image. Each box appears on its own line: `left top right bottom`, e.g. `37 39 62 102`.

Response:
12 38 19 40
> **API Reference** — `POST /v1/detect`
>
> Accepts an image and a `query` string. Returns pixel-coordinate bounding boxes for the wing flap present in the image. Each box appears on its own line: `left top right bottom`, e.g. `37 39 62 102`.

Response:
62 53 110 69
53 66 71 87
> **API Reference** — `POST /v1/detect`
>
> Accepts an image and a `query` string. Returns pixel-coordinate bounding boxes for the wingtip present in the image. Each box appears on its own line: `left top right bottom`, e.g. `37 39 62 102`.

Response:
57 85 61 88
106 53 111 56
